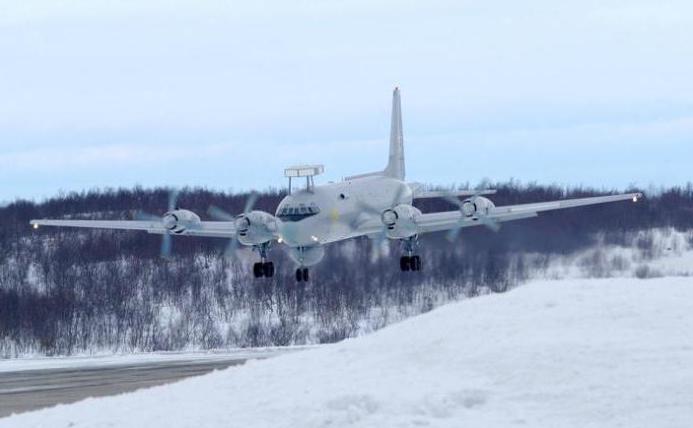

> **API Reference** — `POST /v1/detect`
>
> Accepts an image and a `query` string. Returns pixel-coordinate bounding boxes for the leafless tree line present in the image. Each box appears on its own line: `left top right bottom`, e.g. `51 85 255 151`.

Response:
0 182 691 356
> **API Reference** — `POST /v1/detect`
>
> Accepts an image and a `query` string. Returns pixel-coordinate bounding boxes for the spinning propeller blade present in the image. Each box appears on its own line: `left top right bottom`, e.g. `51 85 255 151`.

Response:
353 184 408 256
207 205 235 221
441 190 500 241
206 192 260 259
161 234 172 258
133 211 159 222
243 192 258 214
168 189 180 211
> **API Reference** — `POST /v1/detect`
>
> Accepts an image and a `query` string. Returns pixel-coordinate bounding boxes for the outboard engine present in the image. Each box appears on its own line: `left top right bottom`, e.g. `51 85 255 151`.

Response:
460 196 495 218
162 209 201 234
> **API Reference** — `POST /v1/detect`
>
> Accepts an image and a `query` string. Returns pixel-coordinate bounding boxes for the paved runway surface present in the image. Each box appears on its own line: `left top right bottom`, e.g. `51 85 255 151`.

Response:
0 356 251 418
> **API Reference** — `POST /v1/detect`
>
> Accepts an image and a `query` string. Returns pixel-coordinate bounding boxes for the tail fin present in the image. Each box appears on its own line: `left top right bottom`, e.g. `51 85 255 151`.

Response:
345 87 406 181
384 87 405 180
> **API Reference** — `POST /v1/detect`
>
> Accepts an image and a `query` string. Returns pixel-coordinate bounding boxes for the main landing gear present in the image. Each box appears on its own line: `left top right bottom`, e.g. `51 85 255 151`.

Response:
399 236 422 272
252 242 275 278
400 255 421 272
253 261 275 278
295 267 309 282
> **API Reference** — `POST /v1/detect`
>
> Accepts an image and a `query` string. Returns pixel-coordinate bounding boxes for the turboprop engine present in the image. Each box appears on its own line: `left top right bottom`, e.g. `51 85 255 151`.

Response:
162 209 201 234
380 204 422 239
235 211 277 245
460 196 495 218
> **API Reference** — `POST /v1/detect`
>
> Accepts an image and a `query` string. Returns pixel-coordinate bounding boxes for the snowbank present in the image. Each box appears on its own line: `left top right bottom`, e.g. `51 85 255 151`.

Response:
2 277 692 427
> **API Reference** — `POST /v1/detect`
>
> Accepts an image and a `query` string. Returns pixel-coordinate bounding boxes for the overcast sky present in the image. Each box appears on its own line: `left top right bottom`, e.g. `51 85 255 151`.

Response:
1 0 691 201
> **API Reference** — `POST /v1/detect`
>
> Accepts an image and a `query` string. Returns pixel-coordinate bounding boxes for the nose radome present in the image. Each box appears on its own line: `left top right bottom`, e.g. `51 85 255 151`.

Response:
278 222 310 246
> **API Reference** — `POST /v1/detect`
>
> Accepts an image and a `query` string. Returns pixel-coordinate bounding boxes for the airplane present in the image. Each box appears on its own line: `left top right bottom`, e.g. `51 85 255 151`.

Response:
31 88 642 282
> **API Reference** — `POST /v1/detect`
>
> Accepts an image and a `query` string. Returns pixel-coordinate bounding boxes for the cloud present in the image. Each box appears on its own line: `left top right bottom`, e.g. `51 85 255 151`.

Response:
0 0 691 199
0 142 239 172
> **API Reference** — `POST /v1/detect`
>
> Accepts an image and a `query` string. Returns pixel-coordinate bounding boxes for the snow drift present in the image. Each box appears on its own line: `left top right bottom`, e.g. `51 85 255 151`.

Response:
2 276 693 427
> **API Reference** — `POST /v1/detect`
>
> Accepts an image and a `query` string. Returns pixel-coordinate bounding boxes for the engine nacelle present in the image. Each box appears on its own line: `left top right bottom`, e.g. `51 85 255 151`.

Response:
381 204 422 239
460 196 495 218
236 210 277 245
162 209 201 234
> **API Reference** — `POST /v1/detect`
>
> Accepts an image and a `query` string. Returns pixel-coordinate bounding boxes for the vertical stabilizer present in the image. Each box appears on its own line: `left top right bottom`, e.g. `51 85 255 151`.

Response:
384 87 405 180
344 87 406 181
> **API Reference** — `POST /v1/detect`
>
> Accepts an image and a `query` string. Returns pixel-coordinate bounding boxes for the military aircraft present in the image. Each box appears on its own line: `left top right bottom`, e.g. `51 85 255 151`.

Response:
31 88 641 281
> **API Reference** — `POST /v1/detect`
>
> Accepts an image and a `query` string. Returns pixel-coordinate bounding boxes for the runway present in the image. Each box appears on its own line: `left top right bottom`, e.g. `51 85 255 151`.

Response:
0 350 288 418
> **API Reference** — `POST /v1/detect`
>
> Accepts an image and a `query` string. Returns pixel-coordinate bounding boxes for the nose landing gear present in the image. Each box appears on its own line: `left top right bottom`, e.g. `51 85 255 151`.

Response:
253 261 275 278
295 267 309 282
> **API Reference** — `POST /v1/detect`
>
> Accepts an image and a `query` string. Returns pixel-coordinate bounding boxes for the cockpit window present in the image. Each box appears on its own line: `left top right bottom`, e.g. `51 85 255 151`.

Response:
278 203 320 222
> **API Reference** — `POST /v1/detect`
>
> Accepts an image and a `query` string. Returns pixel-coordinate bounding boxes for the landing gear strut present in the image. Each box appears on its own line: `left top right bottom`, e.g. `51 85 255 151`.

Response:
399 236 422 272
252 242 274 278
293 247 310 282
295 267 309 282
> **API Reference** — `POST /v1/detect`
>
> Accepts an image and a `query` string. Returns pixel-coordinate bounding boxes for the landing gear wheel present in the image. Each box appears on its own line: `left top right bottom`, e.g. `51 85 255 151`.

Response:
295 268 303 282
412 255 421 272
262 262 274 278
400 256 411 272
253 262 264 278
400 255 421 272
302 267 309 282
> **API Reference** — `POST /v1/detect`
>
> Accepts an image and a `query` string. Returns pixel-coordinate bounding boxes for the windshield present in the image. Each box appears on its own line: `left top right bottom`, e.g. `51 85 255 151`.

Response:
277 203 321 222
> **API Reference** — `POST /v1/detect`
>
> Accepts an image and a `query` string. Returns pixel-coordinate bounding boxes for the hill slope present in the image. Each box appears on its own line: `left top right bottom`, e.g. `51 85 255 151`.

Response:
3 277 693 427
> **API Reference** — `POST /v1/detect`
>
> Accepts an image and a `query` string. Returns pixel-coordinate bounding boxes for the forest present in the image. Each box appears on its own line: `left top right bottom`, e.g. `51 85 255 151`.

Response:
1 182 692 356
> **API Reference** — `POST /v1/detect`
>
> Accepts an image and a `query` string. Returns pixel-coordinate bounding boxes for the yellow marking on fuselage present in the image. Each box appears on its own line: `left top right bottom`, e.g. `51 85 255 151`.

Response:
330 208 340 222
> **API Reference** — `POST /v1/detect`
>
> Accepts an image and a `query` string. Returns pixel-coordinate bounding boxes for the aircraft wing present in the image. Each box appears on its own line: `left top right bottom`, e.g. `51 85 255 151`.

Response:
29 219 238 238
414 192 642 235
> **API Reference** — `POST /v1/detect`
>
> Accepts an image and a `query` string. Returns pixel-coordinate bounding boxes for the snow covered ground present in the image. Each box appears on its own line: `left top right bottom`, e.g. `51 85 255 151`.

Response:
2 276 692 427
532 228 693 279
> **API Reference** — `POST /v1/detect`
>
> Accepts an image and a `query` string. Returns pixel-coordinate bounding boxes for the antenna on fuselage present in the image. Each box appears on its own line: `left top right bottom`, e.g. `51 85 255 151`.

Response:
284 164 325 193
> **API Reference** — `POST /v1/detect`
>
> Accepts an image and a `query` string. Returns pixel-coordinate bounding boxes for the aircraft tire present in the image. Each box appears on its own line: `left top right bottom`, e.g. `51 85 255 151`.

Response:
263 262 274 278
400 256 411 272
253 262 264 278
411 256 421 271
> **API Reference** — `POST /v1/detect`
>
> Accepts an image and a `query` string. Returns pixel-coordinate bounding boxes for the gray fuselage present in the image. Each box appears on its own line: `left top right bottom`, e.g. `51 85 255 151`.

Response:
275 176 411 265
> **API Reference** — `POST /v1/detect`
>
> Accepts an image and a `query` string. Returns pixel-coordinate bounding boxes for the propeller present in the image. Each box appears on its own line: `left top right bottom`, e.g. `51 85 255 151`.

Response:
134 189 181 258
207 192 259 258
442 192 499 242
353 184 408 258
167 189 180 211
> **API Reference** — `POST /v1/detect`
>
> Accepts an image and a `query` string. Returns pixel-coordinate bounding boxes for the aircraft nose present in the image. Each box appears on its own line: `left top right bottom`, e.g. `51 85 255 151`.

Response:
278 222 310 246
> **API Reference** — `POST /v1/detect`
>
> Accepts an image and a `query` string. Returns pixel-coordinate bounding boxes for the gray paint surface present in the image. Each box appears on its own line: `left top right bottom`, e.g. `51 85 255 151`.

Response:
0 357 249 418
